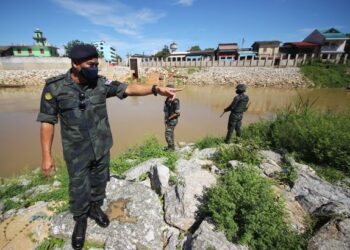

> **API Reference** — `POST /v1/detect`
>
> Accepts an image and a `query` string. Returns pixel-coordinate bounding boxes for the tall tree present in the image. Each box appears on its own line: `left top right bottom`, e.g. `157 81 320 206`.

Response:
155 45 170 58
189 45 201 51
63 40 86 57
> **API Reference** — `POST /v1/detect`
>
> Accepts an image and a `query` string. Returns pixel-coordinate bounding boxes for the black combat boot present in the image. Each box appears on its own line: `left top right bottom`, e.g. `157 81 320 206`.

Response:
72 214 87 250
88 201 110 228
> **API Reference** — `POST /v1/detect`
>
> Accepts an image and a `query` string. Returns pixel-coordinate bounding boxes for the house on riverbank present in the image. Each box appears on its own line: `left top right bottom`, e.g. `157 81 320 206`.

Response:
252 41 281 58
0 29 58 57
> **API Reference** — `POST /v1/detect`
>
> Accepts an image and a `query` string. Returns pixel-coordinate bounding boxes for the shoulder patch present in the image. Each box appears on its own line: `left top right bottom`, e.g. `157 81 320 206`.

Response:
45 74 65 85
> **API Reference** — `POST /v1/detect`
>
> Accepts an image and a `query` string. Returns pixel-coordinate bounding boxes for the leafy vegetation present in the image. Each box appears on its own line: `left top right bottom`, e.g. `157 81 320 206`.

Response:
0 159 69 212
243 105 350 175
202 166 304 250
110 136 178 175
213 141 261 169
35 237 64 250
187 67 202 74
300 61 350 88
195 136 224 149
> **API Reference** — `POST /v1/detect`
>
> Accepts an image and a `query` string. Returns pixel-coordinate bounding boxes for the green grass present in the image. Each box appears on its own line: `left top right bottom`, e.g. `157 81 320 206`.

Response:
195 136 224 149
110 136 178 175
35 237 64 250
300 61 350 88
213 141 262 169
0 159 69 213
202 166 305 250
187 67 201 74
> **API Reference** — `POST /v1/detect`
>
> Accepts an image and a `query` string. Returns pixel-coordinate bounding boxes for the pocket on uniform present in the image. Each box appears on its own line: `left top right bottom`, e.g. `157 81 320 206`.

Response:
90 95 106 105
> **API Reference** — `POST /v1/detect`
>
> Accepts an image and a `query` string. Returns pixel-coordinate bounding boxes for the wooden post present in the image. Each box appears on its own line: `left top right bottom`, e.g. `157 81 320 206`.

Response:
286 54 290 67
272 55 276 67
327 53 331 61
251 56 254 67
344 54 348 65
243 56 246 67
264 57 267 67
311 53 315 63
258 56 261 66
279 54 283 67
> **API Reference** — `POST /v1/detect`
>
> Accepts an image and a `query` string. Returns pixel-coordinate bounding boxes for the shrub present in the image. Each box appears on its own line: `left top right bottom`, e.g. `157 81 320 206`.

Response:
270 109 350 173
213 141 261 169
202 166 304 250
195 136 224 149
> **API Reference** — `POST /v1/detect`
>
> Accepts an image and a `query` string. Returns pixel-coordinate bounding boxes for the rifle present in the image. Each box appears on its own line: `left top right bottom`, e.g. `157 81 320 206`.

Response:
220 111 226 118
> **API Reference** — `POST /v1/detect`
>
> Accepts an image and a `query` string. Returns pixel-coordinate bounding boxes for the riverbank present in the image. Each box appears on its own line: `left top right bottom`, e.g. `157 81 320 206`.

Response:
0 66 310 88
141 66 312 87
0 107 349 249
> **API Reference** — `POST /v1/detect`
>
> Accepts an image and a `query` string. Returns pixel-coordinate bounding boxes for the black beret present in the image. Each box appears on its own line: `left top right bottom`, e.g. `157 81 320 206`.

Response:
68 44 98 60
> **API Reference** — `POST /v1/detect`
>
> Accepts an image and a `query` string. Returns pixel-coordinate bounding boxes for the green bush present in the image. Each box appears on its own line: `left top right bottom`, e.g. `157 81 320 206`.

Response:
195 136 224 149
202 166 304 250
270 109 350 173
300 61 350 88
213 141 261 169
110 136 178 175
242 120 272 148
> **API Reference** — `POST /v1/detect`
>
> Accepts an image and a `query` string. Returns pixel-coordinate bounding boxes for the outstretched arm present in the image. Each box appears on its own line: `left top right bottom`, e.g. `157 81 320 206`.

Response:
125 84 182 100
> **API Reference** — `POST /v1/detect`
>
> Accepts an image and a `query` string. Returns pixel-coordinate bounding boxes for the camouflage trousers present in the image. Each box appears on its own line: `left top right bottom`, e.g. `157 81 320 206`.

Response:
165 123 176 150
225 113 243 143
65 146 110 216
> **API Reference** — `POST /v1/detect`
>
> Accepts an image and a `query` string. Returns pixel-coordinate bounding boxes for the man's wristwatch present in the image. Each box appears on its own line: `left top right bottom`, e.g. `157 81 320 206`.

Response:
152 85 158 96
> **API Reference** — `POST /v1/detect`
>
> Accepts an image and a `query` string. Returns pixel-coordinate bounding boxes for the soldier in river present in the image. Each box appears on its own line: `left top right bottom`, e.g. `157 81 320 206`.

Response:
37 44 181 250
222 83 249 143
164 84 180 150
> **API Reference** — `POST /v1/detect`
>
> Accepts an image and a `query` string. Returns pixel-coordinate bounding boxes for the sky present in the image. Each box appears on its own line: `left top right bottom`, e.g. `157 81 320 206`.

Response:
0 0 349 58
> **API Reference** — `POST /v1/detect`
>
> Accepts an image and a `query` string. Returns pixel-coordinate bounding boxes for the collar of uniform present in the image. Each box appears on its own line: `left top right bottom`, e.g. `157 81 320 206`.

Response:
63 68 77 85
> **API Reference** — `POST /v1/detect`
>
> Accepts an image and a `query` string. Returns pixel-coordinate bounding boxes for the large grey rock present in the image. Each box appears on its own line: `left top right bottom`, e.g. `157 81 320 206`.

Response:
307 218 350 250
123 158 166 181
259 150 282 165
51 177 166 250
291 162 350 216
164 159 216 230
150 164 170 195
259 162 282 177
191 148 218 160
273 186 308 233
190 219 248 250
164 227 180 250
228 160 242 169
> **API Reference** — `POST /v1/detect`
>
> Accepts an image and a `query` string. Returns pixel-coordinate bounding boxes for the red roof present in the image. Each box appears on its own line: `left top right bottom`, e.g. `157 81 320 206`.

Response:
284 42 319 47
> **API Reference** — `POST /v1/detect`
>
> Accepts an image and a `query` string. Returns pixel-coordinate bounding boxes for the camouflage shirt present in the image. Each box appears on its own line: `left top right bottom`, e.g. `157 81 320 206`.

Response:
37 69 128 161
224 93 249 113
164 98 180 126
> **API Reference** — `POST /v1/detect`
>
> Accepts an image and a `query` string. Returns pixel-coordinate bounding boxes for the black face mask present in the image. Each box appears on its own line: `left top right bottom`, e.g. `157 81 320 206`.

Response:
79 65 98 84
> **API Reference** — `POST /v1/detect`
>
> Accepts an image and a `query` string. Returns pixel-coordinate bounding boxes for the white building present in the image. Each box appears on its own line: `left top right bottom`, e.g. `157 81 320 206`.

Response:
93 41 118 63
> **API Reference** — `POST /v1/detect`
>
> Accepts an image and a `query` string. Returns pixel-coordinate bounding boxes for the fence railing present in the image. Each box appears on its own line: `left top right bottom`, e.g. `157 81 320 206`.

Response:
137 53 349 68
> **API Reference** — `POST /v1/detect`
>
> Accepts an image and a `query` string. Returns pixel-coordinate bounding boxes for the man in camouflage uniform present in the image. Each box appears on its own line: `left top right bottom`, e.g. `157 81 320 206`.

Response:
164 84 180 150
223 83 249 143
37 44 181 250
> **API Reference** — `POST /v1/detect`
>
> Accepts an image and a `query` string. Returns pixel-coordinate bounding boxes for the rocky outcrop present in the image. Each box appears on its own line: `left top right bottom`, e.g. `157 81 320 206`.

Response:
51 178 166 250
123 158 166 181
150 164 170 195
291 162 350 217
164 159 217 231
190 219 248 250
308 218 350 250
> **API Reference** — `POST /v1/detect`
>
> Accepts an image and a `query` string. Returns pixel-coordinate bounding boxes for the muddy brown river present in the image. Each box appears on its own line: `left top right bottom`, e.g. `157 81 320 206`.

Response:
0 85 349 178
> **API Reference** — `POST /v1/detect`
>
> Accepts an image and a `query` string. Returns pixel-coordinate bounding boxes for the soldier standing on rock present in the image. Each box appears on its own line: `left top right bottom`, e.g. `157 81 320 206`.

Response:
36 44 181 250
164 84 180 150
223 83 249 143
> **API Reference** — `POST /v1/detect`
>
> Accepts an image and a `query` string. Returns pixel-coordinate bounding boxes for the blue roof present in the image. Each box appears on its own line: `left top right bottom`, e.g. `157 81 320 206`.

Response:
318 28 348 39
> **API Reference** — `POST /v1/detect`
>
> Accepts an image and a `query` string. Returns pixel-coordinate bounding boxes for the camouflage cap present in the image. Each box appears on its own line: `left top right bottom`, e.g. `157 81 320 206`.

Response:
236 83 247 92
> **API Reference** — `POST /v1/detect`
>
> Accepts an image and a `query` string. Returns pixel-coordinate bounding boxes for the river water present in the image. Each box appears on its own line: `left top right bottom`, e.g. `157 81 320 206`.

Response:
0 85 349 178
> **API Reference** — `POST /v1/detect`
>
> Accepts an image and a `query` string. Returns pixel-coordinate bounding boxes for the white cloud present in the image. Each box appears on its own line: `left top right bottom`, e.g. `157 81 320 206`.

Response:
177 0 194 6
52 0 165 36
